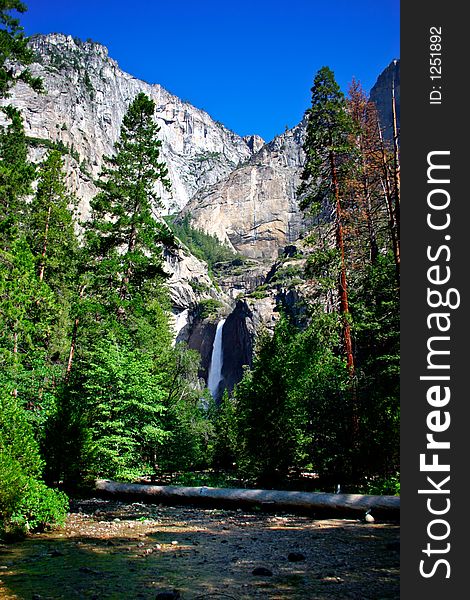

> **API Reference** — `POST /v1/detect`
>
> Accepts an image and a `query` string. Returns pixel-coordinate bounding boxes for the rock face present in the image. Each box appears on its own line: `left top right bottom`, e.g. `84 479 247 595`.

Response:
221 296 280 395
181 122 306 260
4 33 259 217
369 59 400 141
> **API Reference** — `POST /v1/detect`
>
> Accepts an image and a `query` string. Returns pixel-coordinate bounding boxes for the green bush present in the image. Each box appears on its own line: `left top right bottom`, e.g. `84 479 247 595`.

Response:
165 214 239 270
8 479 68 533
196 298 223 320
363 473 400 496
0 390 68 537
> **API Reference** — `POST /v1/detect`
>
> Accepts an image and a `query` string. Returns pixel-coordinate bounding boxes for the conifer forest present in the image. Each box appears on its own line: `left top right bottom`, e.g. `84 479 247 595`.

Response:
0 2 400 598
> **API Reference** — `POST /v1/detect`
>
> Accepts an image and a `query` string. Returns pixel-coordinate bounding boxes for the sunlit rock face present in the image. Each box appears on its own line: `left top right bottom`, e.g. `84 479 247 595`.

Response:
182 122 306 261
5 33 258 219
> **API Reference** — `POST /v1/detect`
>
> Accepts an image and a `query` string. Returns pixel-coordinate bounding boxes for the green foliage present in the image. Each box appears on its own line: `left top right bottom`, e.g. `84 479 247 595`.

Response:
7 478 68 534
0 389 68 537
299 66 357 214
0 106 36 240
0 0 43 98
0 238 58 397
195 298 223 320
27 150 79 286
155 343 212 475
165 213 239 271
209 390 237 470
247 289 268 299
193 150 221 162
363 473 400 496
350 252 400 480
79 338 168 480
234 313 349 487
0 89 73 532
26 136 80 162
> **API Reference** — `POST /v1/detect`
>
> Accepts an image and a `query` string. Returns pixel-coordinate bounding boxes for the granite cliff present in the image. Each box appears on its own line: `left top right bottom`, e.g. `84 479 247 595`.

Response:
181 121 306 261
4 33 259 219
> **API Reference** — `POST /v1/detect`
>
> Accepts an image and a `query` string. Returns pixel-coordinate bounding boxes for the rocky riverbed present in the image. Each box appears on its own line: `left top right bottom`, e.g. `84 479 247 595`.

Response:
0 498 399 599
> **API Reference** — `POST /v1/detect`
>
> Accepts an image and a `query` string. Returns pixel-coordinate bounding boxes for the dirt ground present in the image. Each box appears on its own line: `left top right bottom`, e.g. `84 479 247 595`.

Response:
0 498 400 599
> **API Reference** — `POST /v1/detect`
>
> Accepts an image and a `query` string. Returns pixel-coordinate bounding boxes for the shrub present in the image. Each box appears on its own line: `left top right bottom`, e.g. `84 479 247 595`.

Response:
0 390 68 537
196 298 223 320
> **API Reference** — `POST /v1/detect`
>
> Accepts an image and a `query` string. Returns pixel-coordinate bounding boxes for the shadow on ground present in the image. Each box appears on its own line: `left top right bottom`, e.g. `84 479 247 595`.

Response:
0 499 399 599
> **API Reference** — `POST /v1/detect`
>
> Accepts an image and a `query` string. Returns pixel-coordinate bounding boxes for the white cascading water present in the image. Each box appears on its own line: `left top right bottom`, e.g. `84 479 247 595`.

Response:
207 319 226 399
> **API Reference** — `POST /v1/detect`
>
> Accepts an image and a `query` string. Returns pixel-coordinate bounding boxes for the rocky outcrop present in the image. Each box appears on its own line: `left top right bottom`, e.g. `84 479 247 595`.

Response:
214 259 271 299
220 296 280 394
181 122 306 260
369 59 400 141
186 320 218 381
162 246 232 343
4 33 258 217
243 134 265 154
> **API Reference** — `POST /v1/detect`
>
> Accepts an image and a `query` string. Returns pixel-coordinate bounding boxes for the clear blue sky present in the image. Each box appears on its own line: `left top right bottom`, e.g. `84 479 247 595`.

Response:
20 0 399 142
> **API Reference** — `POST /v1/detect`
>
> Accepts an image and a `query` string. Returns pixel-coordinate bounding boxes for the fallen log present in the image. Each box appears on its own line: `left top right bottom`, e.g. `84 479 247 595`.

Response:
95 479 400 520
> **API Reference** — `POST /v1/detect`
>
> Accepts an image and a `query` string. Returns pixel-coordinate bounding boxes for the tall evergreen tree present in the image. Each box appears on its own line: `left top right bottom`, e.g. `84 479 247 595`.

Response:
52 92 207 485
85 91 174 315
27 149 78 286
299 66 357 377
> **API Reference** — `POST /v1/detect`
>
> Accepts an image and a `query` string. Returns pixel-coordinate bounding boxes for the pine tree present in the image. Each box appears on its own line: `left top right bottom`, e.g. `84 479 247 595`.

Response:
67 92 175 379
58 92 207 484
85 91 174 314
299 66 356 376
347 80 400 283
27 149 78 286
0 105 36 243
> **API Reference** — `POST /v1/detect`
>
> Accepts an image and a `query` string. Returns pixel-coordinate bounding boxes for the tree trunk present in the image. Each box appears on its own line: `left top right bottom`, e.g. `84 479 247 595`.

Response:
378 118 400 284
359 152 379 264
95 479 400 519
119 223 137 302
329 152 354 378
65 285 85 381
391 72 401 265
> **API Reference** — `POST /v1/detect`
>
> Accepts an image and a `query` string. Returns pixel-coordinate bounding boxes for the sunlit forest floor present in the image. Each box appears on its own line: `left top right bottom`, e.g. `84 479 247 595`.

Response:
0 498 399 599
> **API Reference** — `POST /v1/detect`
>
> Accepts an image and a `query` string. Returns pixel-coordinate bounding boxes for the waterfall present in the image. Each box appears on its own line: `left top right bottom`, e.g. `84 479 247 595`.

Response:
207 319 226 399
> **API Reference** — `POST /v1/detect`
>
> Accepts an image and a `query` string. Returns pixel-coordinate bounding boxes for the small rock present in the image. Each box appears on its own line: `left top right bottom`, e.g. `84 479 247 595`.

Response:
171 540 178 545
113 518 121 523
364 512 375 523
252 567 273 576
288 552 306 562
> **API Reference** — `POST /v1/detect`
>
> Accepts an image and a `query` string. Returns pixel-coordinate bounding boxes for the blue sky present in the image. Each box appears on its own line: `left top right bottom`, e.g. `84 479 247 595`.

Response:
20 0 399 142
